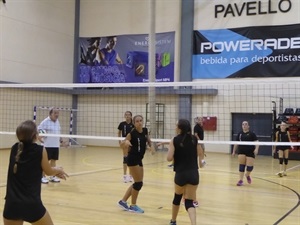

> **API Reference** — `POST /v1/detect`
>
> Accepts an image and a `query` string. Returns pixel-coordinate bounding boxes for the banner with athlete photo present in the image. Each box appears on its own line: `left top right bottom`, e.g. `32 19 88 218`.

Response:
193 24 300 78
78 32 175 83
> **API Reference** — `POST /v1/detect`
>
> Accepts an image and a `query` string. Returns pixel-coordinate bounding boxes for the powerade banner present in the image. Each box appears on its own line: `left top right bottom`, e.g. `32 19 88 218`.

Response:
193 24 300 78
78 32 174 83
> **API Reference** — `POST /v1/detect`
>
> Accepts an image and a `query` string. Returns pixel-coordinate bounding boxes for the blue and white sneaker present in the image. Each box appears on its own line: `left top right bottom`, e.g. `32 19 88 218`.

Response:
129 205 144 213
169 220 176 225
118 200 130 211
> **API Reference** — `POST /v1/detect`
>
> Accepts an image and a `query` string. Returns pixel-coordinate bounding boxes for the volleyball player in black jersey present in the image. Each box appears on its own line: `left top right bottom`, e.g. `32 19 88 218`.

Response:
232 121 259 186
3 120 68 225
167 119 204 225
118 115 155 213
273 122 293 177
117 111 134 182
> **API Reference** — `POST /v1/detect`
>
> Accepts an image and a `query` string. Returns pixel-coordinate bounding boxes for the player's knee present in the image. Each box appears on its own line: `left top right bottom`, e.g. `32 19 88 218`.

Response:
172 193 183 206
133 181 143 191
239 164 246 172
123 156 128 164
184 199 194 211
284 158 288 165
279 158 283 164
246 166 253 172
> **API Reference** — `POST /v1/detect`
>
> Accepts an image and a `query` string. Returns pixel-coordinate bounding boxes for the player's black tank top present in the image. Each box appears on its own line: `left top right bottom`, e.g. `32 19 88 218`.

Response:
278 131 289 142
128 128 148 158
5 143 43 203
173 134 198 173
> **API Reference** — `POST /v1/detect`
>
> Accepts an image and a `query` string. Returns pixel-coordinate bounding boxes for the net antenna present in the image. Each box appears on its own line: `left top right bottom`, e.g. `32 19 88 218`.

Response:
33 106 84 148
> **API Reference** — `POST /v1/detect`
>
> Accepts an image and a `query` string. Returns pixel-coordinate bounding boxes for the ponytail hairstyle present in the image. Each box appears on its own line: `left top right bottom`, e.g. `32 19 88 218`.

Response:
14 120 38 174
177 119 194 147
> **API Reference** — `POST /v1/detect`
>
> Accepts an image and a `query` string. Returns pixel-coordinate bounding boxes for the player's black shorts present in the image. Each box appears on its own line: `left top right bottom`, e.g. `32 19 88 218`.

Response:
127 154 143 167
276 146 290 151
3 201 46 223
174 169 199 186
238 149 255 158
45 147 59 160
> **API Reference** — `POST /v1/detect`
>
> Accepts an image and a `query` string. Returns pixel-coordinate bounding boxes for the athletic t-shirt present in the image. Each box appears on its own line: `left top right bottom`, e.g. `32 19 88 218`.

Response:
118 121 134 137
193 124 204 140
5 143 43 204
276 130 291 150
128 128 148 158
278 131 289 142
38 117 61 148
100 48 117 66
236 131 258 151
173 134 199 173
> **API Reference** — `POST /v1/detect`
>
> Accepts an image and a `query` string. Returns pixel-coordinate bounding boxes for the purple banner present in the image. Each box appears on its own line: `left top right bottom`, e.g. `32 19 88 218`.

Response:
78 32 175 83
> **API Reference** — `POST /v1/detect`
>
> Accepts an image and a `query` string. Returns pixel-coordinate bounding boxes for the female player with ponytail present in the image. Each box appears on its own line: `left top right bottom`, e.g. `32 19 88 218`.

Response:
118 115 155 213
3 120 68 225
167 119 204 225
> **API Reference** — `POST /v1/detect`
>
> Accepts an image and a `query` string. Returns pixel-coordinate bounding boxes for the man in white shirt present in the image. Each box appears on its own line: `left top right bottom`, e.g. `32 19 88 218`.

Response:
38 108 64 183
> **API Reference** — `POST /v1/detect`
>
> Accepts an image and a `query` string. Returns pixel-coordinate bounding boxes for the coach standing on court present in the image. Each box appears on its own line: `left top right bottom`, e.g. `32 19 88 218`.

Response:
38 107 64 184
232 121 259 186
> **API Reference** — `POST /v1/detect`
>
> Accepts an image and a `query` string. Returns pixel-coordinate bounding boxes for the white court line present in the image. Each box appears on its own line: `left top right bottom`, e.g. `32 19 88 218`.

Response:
0 168 113 187
286 163 300 172
68 168 113 176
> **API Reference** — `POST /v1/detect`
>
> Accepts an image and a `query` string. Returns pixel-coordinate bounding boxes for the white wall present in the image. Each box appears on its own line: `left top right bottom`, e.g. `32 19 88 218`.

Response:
80 0 181 36
0 0 75 83
0 0 180 83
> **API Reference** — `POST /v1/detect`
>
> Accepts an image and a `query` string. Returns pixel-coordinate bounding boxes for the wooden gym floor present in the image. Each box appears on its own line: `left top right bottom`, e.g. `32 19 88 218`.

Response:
1 146 300 225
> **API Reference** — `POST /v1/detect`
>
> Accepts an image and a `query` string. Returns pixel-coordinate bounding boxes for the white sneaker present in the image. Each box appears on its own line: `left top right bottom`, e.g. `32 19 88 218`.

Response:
276 172 283 177
123 175 128 183
49 176 60 183
41 177 49 184
128 175 133 182
201 160 207 167
283 171 287 176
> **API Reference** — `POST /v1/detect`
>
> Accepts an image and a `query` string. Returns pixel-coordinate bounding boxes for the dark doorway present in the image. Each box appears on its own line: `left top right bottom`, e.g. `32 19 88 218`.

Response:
232 113 273 156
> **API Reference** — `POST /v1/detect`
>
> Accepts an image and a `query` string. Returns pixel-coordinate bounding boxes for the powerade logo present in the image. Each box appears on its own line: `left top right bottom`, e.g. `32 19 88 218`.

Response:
192 28 300 78
200 37 300 53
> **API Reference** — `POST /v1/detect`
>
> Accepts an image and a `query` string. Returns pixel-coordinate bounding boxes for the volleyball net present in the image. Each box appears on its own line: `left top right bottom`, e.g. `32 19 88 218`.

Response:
1 79 300 155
